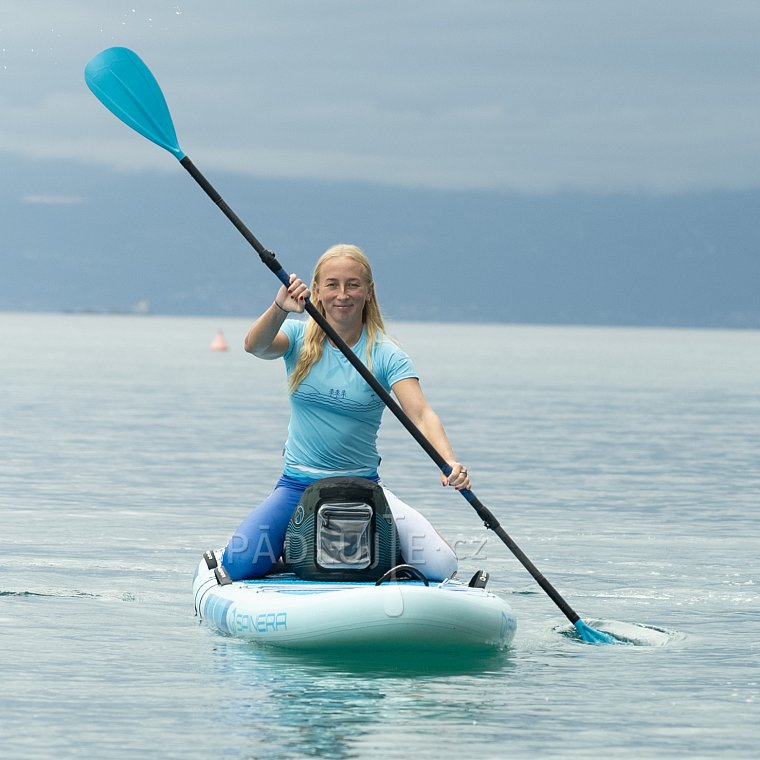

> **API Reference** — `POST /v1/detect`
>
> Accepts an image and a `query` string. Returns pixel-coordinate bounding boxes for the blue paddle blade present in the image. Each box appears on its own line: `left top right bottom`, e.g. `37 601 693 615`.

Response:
84 47 185 160
575 618 621 645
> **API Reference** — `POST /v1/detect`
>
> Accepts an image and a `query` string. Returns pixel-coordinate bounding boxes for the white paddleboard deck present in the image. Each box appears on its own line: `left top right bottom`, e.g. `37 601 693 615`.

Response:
193 555 517 651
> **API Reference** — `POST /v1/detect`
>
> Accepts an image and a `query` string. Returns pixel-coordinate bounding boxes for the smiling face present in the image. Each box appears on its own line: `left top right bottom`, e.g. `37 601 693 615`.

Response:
314 255 373 335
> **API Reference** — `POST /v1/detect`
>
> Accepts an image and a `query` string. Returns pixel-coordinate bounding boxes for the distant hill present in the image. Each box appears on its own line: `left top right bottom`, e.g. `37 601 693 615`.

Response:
2 155 758 327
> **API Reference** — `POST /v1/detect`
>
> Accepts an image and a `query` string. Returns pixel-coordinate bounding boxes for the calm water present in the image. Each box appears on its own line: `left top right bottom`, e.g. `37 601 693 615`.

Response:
2 312 758 759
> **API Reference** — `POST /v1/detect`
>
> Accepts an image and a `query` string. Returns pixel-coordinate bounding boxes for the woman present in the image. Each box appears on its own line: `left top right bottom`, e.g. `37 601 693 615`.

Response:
222 244 470 581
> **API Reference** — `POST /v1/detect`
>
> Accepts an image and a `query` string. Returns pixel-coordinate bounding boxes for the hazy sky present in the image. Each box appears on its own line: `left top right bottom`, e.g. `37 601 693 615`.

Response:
3 0 760 198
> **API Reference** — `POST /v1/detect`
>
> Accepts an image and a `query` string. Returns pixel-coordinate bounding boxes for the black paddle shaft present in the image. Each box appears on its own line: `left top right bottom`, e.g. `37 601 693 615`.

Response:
179 155 582 627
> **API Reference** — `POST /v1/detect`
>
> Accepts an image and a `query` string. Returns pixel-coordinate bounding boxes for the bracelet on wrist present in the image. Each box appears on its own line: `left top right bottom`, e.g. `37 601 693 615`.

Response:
273 300 288 313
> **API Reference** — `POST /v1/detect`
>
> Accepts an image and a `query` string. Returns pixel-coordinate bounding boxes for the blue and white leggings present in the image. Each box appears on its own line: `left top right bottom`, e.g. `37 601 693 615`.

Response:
221 474 458 582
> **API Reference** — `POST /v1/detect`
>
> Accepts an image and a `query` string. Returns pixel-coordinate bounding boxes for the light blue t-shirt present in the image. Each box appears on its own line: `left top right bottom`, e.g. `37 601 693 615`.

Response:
279 319 417 481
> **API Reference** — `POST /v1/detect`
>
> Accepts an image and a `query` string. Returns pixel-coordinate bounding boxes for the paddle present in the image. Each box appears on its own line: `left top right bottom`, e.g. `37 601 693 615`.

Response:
84 46 618 645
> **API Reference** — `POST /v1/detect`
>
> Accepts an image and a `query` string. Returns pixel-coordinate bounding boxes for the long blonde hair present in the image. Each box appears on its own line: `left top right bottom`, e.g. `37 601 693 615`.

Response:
288 244 386 393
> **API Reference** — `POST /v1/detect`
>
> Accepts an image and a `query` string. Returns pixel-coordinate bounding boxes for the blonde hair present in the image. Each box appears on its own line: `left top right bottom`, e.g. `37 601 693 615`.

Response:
288 244 386 393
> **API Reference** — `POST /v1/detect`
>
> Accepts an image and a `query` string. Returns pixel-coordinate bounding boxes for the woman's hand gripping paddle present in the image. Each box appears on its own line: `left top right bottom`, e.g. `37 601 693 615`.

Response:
85 46 620 645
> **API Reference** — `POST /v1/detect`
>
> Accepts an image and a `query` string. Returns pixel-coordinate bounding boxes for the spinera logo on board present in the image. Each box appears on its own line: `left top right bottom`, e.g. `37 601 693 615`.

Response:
234 611 288 634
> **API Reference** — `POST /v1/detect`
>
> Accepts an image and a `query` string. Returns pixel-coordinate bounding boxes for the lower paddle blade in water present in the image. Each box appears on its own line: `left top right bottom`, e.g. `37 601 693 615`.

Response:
575 619 622 645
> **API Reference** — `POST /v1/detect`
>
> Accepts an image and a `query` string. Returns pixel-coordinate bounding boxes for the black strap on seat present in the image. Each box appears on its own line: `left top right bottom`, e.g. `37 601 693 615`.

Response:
202 550 232 585
374 564 429 587
203 550 218 570
468 569 490 588
214 565 232 586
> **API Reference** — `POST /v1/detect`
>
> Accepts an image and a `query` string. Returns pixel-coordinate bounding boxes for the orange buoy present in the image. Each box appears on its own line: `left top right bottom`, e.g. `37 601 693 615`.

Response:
210 329 229 352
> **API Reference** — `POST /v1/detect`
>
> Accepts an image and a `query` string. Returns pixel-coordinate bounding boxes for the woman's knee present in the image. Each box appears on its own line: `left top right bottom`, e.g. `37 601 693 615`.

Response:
383 488 458 581
223 526 281 580
222 484 301 580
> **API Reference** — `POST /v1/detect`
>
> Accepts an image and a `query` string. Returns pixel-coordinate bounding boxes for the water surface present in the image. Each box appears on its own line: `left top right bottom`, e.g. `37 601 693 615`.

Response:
2 313 758 758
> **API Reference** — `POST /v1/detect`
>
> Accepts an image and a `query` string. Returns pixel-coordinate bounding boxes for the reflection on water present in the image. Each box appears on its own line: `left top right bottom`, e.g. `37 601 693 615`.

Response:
243 643 512 678
204 636 514 757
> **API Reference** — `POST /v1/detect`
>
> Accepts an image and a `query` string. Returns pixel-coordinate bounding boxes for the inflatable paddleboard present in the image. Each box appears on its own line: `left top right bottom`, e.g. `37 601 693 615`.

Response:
193 552 516 651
